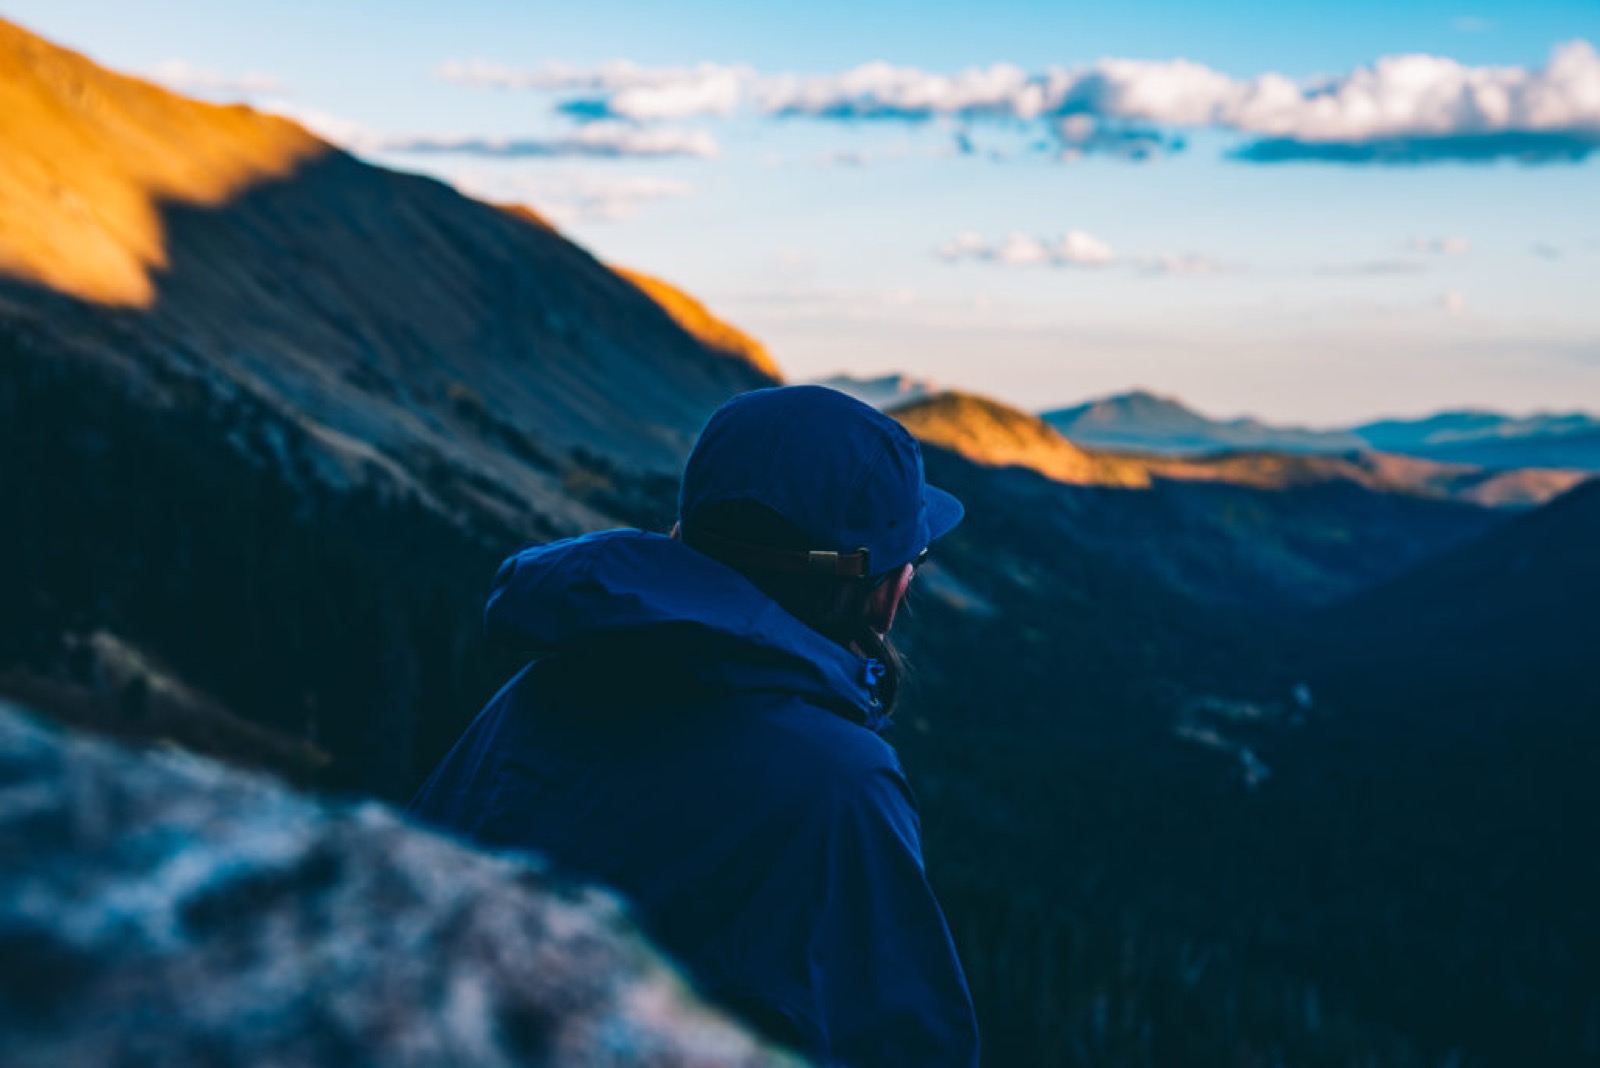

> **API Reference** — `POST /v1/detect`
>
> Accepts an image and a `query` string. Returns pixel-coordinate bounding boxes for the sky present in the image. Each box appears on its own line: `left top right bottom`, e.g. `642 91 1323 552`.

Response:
6 0 1599 424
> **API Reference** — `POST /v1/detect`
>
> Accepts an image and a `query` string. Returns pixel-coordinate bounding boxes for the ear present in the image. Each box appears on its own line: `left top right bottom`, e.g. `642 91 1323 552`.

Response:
865 564 915 635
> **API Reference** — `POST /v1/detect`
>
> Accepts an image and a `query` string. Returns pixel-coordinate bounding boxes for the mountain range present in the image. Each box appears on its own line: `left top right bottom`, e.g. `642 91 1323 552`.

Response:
891 388 1592 510
1043 389 1600 469
3 18 1597 1067
835 377 1600 471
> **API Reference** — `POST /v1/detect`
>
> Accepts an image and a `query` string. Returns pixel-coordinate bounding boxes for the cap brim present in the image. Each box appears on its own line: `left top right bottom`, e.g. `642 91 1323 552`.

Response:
925 484 965 543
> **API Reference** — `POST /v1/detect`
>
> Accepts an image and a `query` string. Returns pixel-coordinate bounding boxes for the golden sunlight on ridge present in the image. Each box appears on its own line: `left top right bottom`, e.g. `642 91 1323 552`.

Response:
891 391 1153 487
894 389 1592 506
0 18 326 307
615 266 784 380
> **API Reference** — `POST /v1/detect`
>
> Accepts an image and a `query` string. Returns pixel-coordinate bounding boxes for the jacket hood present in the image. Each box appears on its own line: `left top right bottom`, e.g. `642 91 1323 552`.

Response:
484 529 889 729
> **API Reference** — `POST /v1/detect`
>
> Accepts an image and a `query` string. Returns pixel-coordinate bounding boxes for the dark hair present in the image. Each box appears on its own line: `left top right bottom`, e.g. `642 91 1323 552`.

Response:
682 500 909 716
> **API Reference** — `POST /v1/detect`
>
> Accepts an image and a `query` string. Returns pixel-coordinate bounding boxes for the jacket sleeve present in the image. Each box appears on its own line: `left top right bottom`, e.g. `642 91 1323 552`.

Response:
800 762 981 1067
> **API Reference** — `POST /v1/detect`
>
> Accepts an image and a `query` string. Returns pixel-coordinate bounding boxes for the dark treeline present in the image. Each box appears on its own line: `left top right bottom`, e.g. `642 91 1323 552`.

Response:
0 329 512 795
3 327 1598 1066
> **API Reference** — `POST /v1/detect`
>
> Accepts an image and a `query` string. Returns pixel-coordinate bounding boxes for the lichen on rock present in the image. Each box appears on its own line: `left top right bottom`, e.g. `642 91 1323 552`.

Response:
0 701 802 1066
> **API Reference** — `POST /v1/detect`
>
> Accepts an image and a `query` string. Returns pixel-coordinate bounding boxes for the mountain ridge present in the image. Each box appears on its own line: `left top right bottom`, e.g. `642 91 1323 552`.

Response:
0 13 777 526
891 388 1591 509
0 17 325 306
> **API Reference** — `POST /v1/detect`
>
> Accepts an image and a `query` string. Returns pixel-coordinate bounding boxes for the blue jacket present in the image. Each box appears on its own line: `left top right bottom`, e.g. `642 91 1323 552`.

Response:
407 529 980 1066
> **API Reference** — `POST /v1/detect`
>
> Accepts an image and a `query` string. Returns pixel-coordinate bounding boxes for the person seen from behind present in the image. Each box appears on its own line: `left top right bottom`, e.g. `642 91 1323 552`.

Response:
407 385 980 1065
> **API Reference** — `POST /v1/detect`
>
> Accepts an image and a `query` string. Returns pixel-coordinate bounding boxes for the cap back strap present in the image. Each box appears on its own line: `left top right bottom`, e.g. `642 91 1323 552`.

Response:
690 529 872 578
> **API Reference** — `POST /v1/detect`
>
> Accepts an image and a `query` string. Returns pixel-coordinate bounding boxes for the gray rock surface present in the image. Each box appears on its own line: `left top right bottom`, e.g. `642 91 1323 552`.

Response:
0 701 801 1067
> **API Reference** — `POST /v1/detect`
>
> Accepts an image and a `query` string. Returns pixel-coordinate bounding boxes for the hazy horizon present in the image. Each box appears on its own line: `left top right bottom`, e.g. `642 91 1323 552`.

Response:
808 369 1600 427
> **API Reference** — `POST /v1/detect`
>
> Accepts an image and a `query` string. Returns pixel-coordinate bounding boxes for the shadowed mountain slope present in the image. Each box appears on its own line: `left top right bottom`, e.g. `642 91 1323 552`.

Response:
891 391 1507 608
0 17 776 537
1353 409 1600 468
1362 424 1600 471
1305 477 1600 702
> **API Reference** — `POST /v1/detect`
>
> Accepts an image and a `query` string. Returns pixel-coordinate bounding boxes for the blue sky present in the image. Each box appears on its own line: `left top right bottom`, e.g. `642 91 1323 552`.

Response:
6 0 1599 423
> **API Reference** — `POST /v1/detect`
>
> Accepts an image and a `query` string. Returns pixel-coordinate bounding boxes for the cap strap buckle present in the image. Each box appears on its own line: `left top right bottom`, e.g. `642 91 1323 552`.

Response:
806 550 841 575
690 529 872 578
795 546 872 577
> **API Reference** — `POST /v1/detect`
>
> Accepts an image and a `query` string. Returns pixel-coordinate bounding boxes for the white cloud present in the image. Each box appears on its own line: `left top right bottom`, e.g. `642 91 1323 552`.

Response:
448 171 696 224
938 230 1115 266
761 43 1600 152
1452 16 1495 33
920 44 1599 160
149 60 284 96
759 62 1049 120
1406 236 1472 255
473 41 1600 163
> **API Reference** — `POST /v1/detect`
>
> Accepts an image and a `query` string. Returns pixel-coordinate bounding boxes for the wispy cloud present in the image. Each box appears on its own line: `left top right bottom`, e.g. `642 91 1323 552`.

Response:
1135 253 1225 276
1440 291 1469 315
1406 236 1471 255
450 41 1600 165
254 99 382 150
1451 16 1495 33
449 171 696 224
938 230 1116 266
936 232 1224 276
381 123 719 159
150 60 284 96
253 98 716 162
436 60 752 121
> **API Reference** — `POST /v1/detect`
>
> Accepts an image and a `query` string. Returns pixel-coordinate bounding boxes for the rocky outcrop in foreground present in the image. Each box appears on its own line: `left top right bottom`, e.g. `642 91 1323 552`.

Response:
0 702 799 1066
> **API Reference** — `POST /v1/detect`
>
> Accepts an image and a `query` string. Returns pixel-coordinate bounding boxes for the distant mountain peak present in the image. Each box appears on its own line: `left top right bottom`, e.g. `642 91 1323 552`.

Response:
1102 388 1193 410
1044 390 1365 456
814 373 939 411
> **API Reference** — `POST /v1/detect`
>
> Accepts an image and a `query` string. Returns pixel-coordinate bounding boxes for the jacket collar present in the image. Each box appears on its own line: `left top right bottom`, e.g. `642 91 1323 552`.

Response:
484 529 889 730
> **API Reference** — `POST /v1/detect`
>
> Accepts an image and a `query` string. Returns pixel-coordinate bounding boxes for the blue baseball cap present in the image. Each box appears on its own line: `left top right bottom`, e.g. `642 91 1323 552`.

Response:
679 385 964 577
